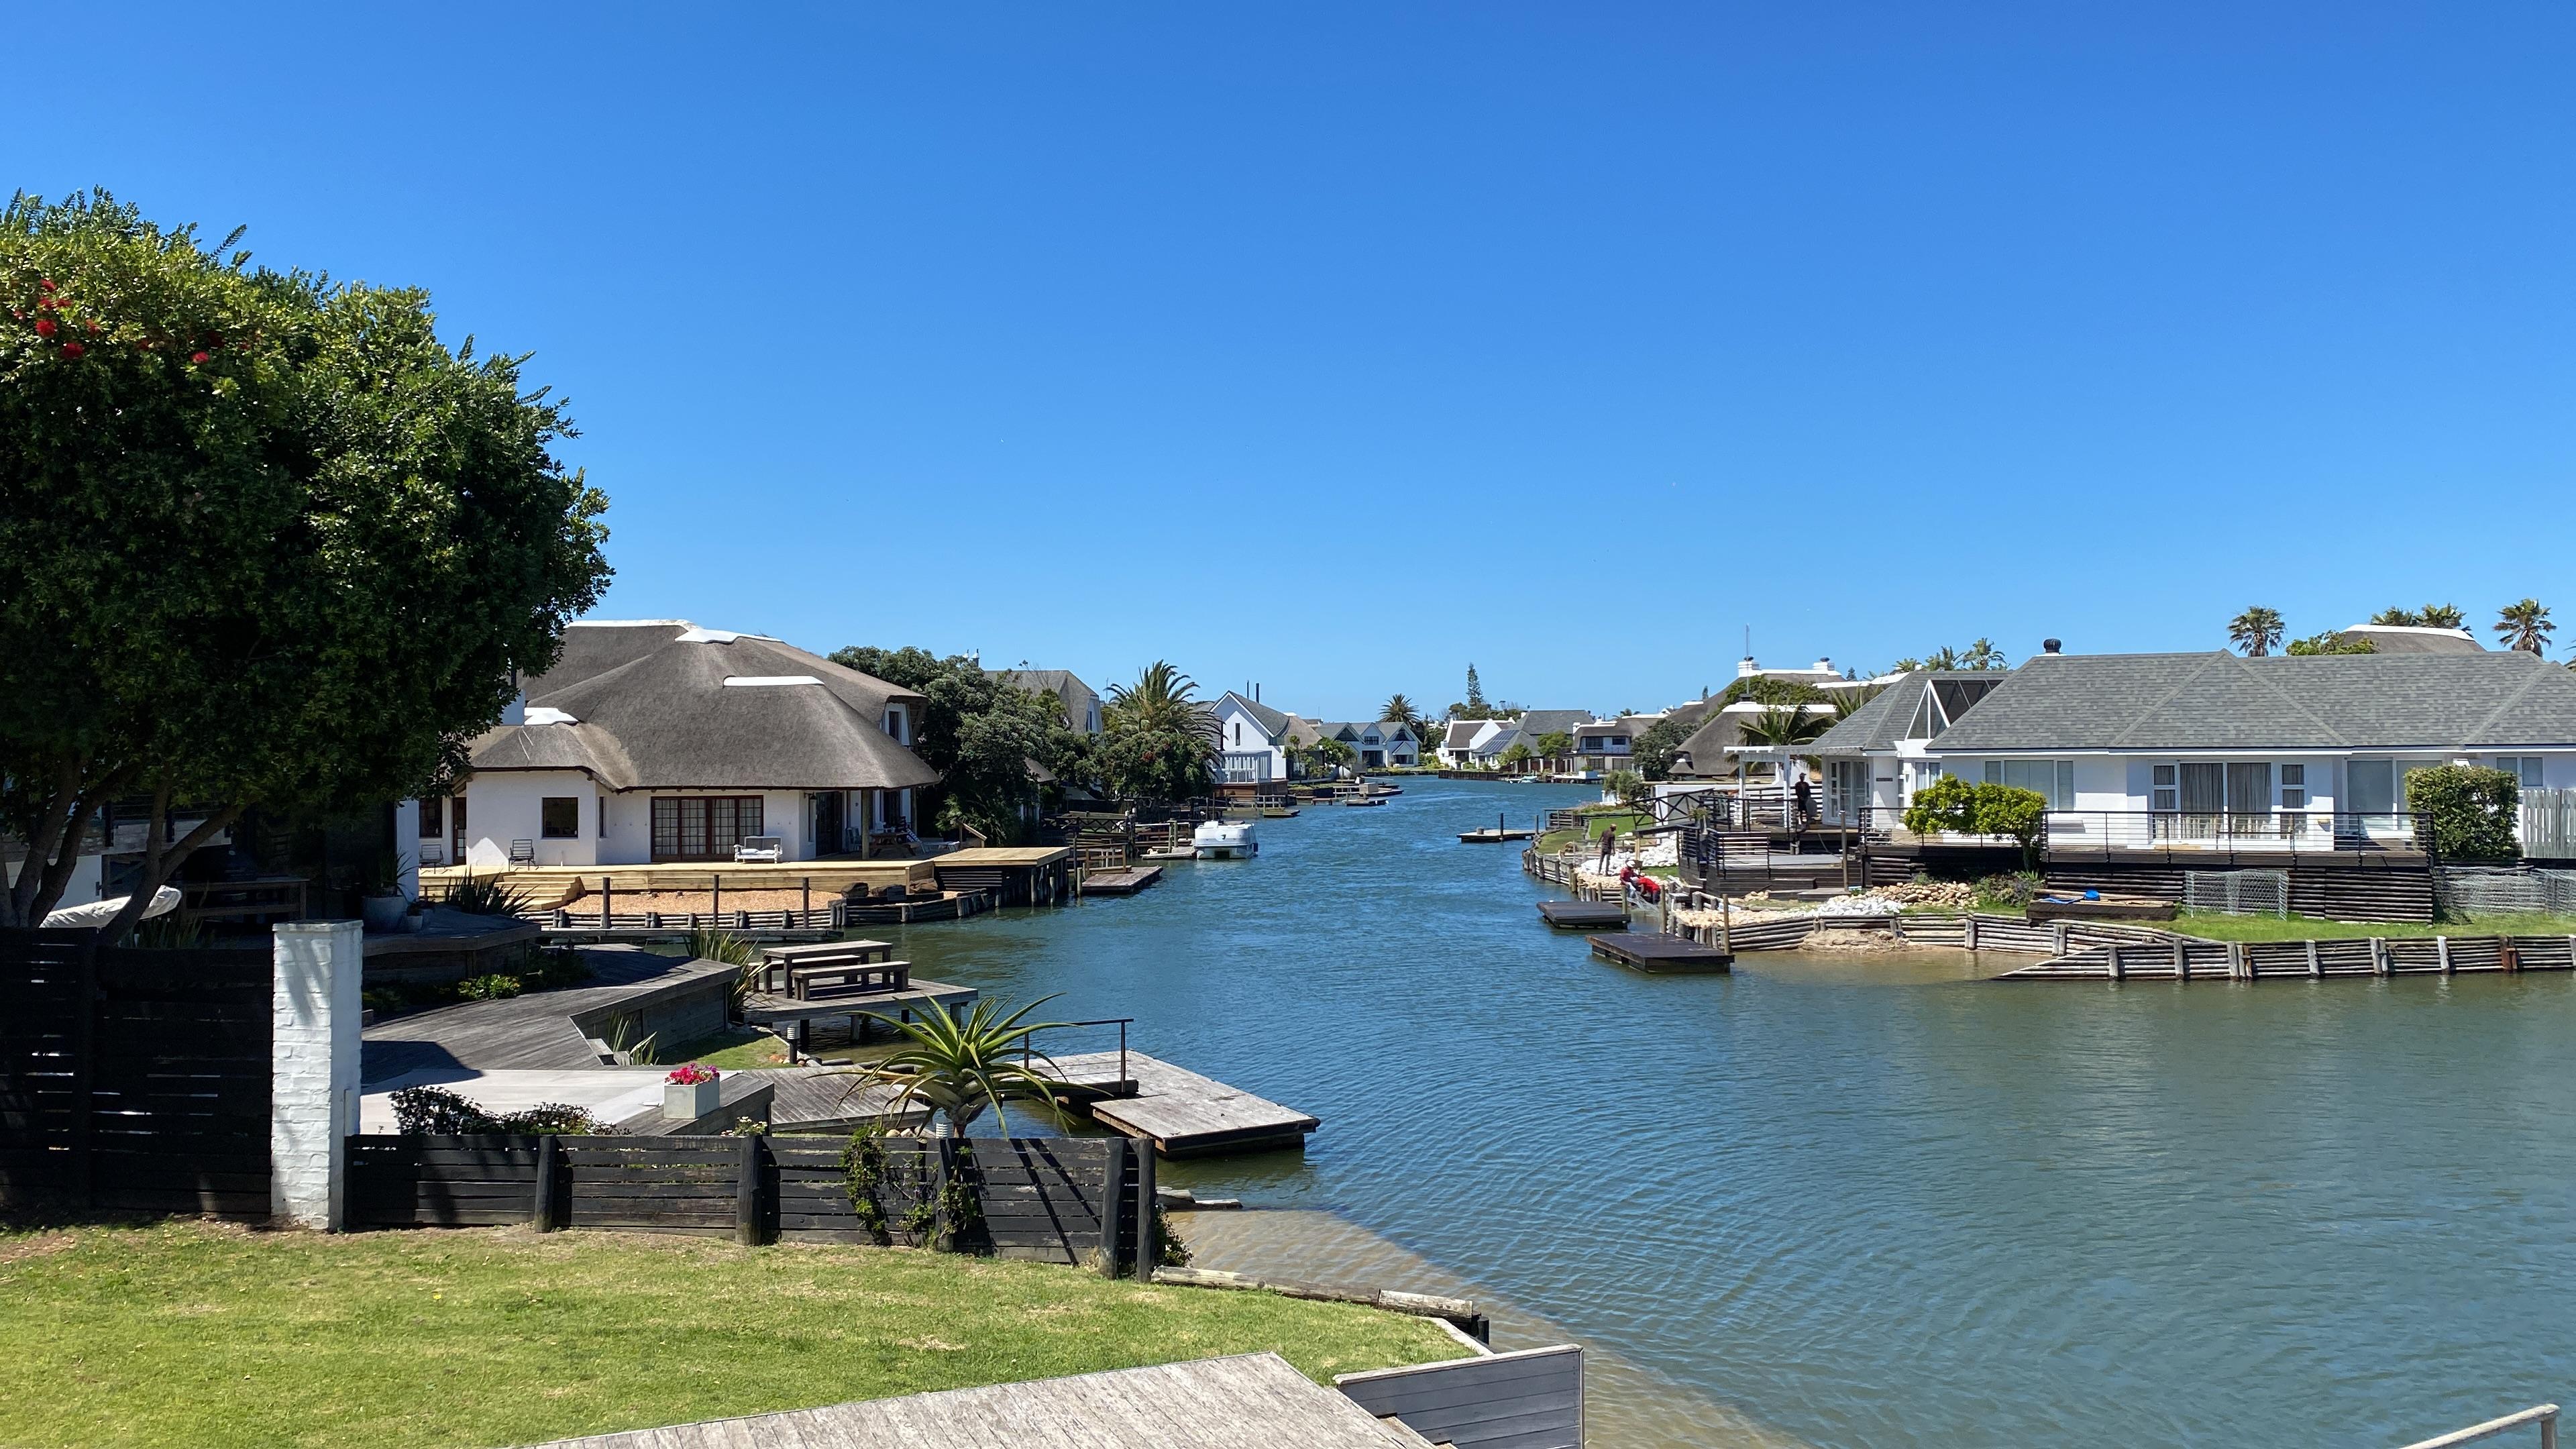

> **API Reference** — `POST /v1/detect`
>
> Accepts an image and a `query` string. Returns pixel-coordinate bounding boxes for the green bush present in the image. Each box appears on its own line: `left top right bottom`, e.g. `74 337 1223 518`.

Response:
1901 776 1980 836
1902 777 2048 865
444 876 535 917
2407 764 2520 861
389 1085 601 1135
1974 871 2043 909
457 973 523 1001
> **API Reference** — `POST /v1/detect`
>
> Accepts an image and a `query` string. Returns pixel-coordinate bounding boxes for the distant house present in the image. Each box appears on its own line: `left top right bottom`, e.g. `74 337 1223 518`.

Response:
2330 624 2486 655
1213 692 1298 784
1468 723 1525 767
433 620 941 868
1438 719 1513 767
1795 671 2008 822
1316 720 1421 769
1004 669 1104 734
1573 716 1662 770
1850 647 2576 851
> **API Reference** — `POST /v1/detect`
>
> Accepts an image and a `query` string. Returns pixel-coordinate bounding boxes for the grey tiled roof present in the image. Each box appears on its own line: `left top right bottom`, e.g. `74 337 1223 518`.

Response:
1926 650 2576 752
1217 692 1292 738
1806 672 2002 755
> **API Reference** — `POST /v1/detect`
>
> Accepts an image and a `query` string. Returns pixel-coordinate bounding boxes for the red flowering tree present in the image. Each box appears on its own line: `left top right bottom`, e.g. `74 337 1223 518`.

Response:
0 191 613 934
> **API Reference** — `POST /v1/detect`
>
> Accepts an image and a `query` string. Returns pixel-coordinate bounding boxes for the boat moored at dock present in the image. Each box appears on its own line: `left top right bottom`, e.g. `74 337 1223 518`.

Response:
1192 820 1258 859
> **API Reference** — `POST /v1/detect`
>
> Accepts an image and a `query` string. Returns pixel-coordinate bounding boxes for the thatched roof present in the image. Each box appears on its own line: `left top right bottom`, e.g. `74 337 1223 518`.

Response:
468 621 940 792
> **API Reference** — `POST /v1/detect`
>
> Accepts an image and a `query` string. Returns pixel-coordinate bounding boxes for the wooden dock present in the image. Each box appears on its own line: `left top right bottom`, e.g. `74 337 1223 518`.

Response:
1537 900 1628 929
1587 932 1733 973
1459 827 1536 843
741 979 981 1062
1081 865 1164 897
1049 1051 1319 1158
931 847 1077 906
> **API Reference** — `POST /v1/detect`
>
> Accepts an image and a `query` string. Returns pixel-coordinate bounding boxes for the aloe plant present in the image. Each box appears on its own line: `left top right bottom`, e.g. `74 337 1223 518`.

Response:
844 996 1071 1136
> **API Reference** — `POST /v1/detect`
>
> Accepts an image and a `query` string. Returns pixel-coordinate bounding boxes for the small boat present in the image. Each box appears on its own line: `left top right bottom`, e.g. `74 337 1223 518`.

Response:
1192 820 1258 859
1342 797 1383 808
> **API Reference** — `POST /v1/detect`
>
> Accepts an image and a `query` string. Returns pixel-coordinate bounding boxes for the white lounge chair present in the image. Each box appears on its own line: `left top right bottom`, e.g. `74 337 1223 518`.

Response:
733 835 784 864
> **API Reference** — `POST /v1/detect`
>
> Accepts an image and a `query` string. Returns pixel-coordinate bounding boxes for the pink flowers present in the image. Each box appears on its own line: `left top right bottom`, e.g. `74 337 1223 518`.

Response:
191 351 210 364
666 1063 718 1086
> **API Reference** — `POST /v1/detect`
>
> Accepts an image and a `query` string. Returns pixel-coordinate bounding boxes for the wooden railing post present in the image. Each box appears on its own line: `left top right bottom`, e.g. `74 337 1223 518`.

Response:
1098 1138 1128 1279
532 1133 561 1231
735 1133 768 1246
1133 1136 1157 1279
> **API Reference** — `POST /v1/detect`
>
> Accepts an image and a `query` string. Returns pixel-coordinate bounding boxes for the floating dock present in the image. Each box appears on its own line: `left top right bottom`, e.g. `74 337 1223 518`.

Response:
1080 865 1164 897
1048 1051 1319 1158
1460 827 1536 843
930 847 1078 906
1538 900 1629 929
1587 932 1733 973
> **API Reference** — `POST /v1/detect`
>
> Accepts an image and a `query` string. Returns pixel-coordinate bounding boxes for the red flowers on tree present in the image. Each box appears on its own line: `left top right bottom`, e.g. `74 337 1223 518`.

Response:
33 317 54 337
60 341 84 358
191 351 211 364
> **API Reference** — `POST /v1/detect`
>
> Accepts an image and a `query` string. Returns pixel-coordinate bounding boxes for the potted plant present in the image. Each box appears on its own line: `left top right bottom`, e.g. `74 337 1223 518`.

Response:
664 1063 721 1120
358 848 410 931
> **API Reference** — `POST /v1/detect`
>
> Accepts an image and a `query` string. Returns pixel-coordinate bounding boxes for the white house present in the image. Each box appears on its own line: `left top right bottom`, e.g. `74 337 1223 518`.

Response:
1807 646 2576 852
1213 692 1299 784
1572 716 1661 770
1316 720 1420 769
1438 718 1513 767
430 621 941 869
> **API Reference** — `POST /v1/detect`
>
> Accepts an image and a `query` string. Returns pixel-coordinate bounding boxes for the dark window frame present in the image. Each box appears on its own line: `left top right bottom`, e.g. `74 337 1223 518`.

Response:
541 796 582 839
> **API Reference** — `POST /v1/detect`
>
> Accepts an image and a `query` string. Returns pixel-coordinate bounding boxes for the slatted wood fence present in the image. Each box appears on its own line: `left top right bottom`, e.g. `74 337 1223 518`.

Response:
345 1131 1150 1273
0 928 273 1216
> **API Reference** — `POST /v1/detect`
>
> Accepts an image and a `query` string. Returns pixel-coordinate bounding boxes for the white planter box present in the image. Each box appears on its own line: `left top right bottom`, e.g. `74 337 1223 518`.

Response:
663 1077 721 1120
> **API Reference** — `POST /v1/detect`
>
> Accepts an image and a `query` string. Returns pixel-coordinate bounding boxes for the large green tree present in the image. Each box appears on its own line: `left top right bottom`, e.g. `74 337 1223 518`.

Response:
0 193 610 934
1630 714 1695 780
1099 662 1219 802
826 647 1087 842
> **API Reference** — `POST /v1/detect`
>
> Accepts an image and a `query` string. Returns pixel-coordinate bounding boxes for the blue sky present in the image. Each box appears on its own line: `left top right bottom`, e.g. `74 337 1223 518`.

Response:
14 5 2573 718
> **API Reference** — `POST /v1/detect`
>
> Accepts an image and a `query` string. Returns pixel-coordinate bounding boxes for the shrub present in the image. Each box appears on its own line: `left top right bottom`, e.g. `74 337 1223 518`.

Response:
1901 776 1980 837
388 1085 602 1135
2407 764 2520 861
1973 871 2042 910
1972 784 2049 865
457 973 523 1001
517 946 594 991
444 876 535 917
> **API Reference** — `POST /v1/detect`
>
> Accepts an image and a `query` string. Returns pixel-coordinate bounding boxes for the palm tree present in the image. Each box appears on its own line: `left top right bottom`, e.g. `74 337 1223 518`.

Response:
1106 661 1218 744
1888 657 1924 674
2496 598 2555 655
1829 683 1888 722
1737 704 1830 749
2227 606 2284 657
2370 606 2422 627
2417 603 2466 630
1379 693 1419 729
1960 638 2008 670
845 996 1071 1137
1924 645 1964 671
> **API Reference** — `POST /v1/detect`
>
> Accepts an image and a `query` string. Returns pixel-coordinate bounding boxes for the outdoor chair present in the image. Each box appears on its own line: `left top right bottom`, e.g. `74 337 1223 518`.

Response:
508 839 535 864
733 835 784 864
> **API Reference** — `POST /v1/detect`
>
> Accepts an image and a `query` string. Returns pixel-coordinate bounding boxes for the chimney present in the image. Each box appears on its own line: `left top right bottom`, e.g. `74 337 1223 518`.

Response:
2041 639 2062 655
1813 657 1833 674
1737 657 1760 678
1254 683 1261 702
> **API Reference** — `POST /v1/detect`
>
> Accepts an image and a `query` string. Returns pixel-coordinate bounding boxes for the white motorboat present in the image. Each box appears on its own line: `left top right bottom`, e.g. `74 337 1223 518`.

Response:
1191 820 1258 859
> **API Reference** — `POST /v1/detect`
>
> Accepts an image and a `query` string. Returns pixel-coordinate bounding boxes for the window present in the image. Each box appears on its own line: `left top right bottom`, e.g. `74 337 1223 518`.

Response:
2499 757 2545 788
541 797 580 839
417 797 445 837
883 706 908 745
1982 759 2074 809
2280 763 2307 810
2152 764 2178 812
1231 721 1242 746
649 796 765 859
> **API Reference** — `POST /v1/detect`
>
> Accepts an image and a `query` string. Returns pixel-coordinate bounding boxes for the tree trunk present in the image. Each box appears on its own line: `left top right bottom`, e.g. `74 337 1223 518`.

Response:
5 755 136 928
99 792 245 943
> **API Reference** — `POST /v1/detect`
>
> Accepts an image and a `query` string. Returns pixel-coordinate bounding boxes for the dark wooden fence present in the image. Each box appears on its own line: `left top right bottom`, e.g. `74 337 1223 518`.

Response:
347 1132 1152 1273
0 928 273 1217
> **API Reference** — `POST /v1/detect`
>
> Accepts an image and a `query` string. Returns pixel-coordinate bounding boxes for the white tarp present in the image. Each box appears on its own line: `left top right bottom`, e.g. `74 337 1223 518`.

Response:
42 885 184 930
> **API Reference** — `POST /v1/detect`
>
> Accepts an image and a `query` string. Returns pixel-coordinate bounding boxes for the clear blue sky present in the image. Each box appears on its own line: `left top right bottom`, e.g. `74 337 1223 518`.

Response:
14 5 2572 718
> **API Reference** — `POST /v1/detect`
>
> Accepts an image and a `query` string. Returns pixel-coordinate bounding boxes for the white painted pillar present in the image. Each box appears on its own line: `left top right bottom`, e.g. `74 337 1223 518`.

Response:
272 920 364 1230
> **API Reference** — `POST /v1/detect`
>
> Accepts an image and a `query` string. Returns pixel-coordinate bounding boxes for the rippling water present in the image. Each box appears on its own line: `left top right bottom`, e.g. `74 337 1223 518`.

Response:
879 779 2576 1448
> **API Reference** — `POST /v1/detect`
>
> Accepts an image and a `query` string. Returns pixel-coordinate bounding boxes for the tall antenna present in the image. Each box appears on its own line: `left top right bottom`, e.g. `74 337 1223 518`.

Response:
1743 625 1751 659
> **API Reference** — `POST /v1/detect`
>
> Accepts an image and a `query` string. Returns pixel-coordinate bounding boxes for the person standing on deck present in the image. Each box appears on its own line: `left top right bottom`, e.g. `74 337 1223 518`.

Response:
1597 822 1616 869
1792 777 1815 833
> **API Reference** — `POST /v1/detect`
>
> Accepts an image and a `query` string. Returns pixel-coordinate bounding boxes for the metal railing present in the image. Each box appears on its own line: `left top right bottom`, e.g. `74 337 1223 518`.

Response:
1855 807 2424 856
1026 1017 1133 1091
2399 1403 2557 1449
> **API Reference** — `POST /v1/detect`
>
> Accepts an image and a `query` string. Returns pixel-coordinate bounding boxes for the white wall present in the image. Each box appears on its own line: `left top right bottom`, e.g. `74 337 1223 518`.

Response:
461 771 600 867
1214 698 1287 783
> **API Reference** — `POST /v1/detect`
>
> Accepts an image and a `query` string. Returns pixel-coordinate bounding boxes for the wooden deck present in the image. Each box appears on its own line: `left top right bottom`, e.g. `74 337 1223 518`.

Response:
1536 900 1629 929
361 947 733 1081
1055 1051 1320 1158
1458 827 1536 843
421 857 941 910
931 846 1077 906
741 979 980 1062
529 1352 1426 1448
1080 865 1164 896
1587 932 1733 973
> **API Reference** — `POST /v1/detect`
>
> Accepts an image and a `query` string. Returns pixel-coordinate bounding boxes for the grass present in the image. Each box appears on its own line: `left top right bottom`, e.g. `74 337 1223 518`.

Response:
0 1219 1461 1449
1536 807 1652 855
658 1025 793 1070
2167 910 2576 941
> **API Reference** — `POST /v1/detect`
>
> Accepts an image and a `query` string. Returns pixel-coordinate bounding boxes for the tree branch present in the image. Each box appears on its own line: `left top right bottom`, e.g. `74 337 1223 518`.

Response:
100 798 244 943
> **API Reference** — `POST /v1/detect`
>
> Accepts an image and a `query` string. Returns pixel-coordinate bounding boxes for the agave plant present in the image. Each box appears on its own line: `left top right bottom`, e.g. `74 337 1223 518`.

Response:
443 875 535 918
844 996 1072 1137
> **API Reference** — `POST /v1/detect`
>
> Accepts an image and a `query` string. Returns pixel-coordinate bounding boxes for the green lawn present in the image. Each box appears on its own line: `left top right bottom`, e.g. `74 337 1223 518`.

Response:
659 1025 793 1069
1 1220 1462 1449
2167 910 2576 941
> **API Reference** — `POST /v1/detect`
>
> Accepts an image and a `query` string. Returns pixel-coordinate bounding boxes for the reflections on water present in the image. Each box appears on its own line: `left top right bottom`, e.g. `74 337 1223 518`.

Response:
879 780 2576 1449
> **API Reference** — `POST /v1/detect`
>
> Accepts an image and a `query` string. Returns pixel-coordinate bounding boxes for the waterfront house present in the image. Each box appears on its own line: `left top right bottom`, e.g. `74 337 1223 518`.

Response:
431 621 941 869
1878 646 2576 851
1002 669 1105 734
1794 671 2008 822
1437 718 1514 767
1317 720 1421 769
1572 716 1658 771
1213 691 1299 784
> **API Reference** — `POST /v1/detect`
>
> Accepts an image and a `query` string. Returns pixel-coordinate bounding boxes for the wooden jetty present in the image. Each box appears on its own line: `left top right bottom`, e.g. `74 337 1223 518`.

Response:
1587 932 1733 973
1537 900 1629 929
930 846 1077 906
1049 1051 1319 1158
1459 826 1536 843
1080 865 1164 897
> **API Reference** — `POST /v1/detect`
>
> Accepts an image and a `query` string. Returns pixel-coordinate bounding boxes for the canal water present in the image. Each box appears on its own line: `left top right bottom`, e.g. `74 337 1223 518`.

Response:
876 777 2576 1448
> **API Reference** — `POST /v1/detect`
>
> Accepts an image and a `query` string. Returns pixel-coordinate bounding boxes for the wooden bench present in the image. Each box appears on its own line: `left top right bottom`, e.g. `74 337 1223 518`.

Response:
790 958 912 1001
